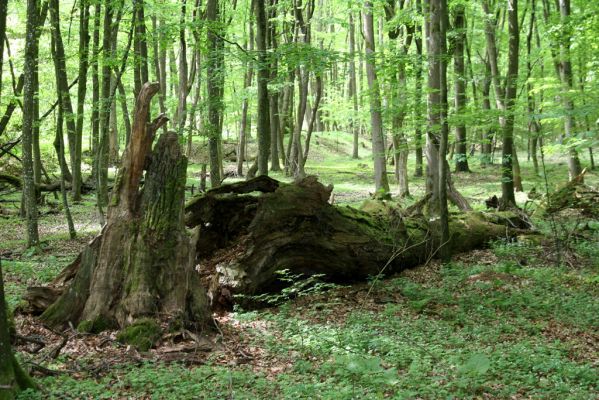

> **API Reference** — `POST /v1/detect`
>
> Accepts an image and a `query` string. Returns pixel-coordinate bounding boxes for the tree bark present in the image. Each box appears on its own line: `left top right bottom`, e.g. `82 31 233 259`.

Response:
90 2 101 167
237 21 254 176
558 0 583 181
254 0 271 176
1 260 37 399
453 5 469 173
501 0 519 207
49 0 81 200
206 0 224 187
183 176 531 308
36 83 211 338
21 0 41 248
73 0 90 201
348 12 360 159
413 0 424 177
176 0 189 135
363 1 390 197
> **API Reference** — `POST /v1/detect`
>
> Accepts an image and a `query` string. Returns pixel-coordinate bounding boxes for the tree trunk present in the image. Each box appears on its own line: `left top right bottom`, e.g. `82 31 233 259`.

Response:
1 260 37 399
206 0 223 188
35 83 211 340
302 75 323 168
501 0 519 207
348 12 360 159
176 0 188 135
183 176 532 309
49 0 81 200
558 0 583 181
268 0 281 171
254 0 271 176
453 5 469 173
96 0 114 211
91 2 101 170
57 108 77 239
0 6 35 396
237 26 254 177
363 1 390 197
480 60 493 166
413 1 424 178
74 0 90 201
21 0 41 248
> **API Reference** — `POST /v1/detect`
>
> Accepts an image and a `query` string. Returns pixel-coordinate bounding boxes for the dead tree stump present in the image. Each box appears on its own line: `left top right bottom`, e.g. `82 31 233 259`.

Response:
38 83 210 336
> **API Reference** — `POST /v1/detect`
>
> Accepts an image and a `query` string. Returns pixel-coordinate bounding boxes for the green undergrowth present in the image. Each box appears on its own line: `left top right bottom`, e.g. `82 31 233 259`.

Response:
16 239 598 399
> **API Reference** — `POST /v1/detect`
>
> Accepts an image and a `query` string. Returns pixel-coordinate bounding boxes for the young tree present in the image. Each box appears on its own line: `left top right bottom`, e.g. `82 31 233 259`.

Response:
362 0 390 197
348 11 360 159
74 0 91 201
254 0 271 176
21 0 41 248
501 0 520 206
49 0 81 196
482 0 518 206
557 0 583 180
452 4 469 172
206 0 225 187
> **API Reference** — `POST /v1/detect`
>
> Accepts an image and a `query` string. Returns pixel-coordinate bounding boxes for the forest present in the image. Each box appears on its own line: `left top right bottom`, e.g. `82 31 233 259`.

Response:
0 0 598 398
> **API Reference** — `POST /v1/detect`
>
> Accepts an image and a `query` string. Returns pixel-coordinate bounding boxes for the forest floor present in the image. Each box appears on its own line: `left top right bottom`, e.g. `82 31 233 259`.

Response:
1 132 598 399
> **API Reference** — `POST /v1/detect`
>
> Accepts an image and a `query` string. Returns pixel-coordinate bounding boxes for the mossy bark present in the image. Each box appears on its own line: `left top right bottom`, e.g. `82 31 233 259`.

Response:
185 176 531 308
1 262 36 399
32 83 210 336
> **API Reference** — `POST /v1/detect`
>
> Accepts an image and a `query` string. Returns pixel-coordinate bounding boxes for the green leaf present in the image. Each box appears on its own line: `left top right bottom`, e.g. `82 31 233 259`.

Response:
458 354 491 376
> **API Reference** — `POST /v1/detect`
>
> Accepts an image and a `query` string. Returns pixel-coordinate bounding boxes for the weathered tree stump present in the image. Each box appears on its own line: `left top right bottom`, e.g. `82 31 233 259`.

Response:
35 83 210 337
184 176 531 309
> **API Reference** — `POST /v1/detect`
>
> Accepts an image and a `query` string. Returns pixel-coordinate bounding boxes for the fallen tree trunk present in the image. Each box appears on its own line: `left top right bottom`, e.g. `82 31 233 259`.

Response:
27 174 532 316
184 176 531 309
27 83 211 343
0 173 96 193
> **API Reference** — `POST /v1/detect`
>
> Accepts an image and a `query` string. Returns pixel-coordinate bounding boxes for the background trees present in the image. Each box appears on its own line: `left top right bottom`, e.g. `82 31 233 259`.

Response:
0 0 597 243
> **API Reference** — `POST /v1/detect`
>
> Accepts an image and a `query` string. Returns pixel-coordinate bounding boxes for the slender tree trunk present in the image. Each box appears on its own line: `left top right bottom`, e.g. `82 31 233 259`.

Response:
49 0 80 198
254 0 271 176
437 0 450 260
480 60 493 166
453 5 469 172
97 0 114 213
348 12 359 159
31 3 48 188
108 72 119 163
269 0 281 171
362 1 390 197
237 21 254 176
206 0 223 187
302 75 323 168
527 0 540 175
22 0 41 248
558 0 582 181
73 0 90 201
501 0 519 206
91 2 101 174
56 108 77 239
116 78 132 144
413 0 424 177
176 0 188 135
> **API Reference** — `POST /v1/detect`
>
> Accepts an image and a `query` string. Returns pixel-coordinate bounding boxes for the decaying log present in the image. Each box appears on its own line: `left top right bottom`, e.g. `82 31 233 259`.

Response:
540 169 599 218
28 83 211 338
183 176 531 309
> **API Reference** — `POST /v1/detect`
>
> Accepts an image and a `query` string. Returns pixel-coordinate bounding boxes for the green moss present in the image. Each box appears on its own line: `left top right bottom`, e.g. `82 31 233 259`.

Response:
77 315 113 334
116 318 162 351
